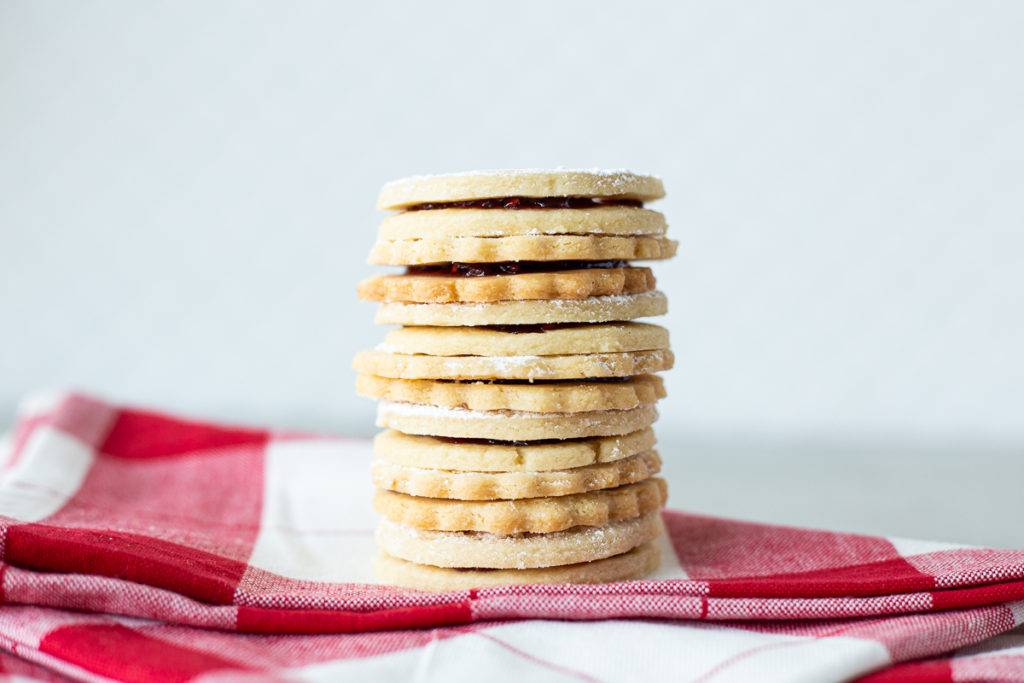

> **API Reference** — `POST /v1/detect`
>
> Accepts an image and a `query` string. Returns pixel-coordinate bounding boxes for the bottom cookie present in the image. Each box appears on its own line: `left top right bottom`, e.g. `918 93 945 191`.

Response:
376 510 664 569
373 541 661 592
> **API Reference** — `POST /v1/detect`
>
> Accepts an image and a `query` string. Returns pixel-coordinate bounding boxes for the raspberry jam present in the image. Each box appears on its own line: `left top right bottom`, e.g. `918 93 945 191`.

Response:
406 196 643 211
482 323 590 334
436 377 632 386
435 435 590 446
405 260 628 277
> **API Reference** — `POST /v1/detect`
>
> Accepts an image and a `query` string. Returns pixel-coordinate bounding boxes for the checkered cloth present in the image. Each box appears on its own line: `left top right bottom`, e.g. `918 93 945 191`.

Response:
0 393 1022 682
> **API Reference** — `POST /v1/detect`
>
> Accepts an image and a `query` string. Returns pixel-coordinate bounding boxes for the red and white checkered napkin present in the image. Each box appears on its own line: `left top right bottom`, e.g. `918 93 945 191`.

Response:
0 393 1022 683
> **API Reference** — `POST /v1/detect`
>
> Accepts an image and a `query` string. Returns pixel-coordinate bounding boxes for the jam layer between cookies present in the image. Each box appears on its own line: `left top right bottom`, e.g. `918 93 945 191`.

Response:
406 197 644 211
405 260 630 277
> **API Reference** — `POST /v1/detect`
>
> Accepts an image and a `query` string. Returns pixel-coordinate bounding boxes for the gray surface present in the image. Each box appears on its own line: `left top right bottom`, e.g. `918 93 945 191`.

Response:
660 434 1024 549
3 1 1024 443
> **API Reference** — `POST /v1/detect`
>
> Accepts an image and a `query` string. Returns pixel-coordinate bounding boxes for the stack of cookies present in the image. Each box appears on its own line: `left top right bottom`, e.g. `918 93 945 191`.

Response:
354 169 677 591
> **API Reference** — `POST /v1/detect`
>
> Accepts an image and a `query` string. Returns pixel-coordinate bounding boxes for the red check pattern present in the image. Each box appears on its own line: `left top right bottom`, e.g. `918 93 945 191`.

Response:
0 392 1021 682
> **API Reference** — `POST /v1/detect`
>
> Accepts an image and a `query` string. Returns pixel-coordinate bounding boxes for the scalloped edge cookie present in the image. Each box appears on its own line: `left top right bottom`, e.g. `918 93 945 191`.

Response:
376 401 659 441
376 510 664 569
374 477 667 534
373 541 660 591
377 169 665 210
372 450 662 500
353 348 674 381
369 235 678 266
378 206 667 240
375 291 667 326
378 323 669 357
373 428 657 473
357 267 655 304
356 374 665 413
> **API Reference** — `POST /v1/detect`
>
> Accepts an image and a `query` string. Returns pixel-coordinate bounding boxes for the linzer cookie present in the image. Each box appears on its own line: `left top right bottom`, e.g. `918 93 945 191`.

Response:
356 375 665 413
375 401 660 441
376 322 670 356
372 450 663 500
355 169 675 591
353 348 674 381
368 233 677 265
373 428 658 472
373 542 660 592
377 169 665 208
374 478 668 534
375 290 668 326
358 262 656 303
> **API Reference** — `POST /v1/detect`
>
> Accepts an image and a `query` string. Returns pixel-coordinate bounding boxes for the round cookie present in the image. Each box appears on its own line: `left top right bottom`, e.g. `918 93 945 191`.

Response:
375 291 668 326
374 478 667 534
376 510 665 569
369 234 678 266
373 428 658 473
377 169 665 210
353 348 674 381
378 206 667 240
376 402 659 441
356 374 666 413
379 323 669 357
372 450 662 500
373 541 660 591
357 267 655 304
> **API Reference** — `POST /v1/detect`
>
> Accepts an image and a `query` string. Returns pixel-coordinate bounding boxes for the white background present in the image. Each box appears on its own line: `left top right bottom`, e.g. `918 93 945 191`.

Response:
2 2 1022 544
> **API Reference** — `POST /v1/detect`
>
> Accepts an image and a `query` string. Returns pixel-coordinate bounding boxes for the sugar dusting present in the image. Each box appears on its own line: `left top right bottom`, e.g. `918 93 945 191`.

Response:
376 511 661 569
382 168 657 192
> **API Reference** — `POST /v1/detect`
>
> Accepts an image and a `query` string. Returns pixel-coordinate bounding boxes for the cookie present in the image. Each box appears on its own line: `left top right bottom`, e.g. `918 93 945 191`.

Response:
377 169 665 210
373 428 657 473
378 206 667 240
378 323 669 357
356 375 665 413
375 291 667 326
372 541 660 591
374 477 667 534
376 509 664 569
369 234 678 266
376 401 659 441
372 450 662 500
353 348 674 381
356 267 655 304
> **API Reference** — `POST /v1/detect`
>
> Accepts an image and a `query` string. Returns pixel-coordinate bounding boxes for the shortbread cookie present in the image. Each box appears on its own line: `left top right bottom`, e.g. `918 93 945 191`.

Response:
374 478 667 534
378 206 667 240
377 169 665 210
356 375 665 413
373 450 662 500
376 401 659 441
379 323 669 357
356 267 655 303
376 291 667 326
373 541 660 591
376 510 664 569
353 349 674 381
373 428 657 472
369 234 678 266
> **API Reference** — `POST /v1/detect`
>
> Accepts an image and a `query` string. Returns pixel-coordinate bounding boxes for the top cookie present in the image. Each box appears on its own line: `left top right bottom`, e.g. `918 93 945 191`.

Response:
378 169 665 210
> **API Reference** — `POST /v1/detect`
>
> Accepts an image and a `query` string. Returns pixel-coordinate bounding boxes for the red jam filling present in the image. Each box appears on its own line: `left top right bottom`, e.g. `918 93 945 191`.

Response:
481 323 591 334
436 377 632 386
406 260 629 277
405 196 643 211
435 435 594 447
